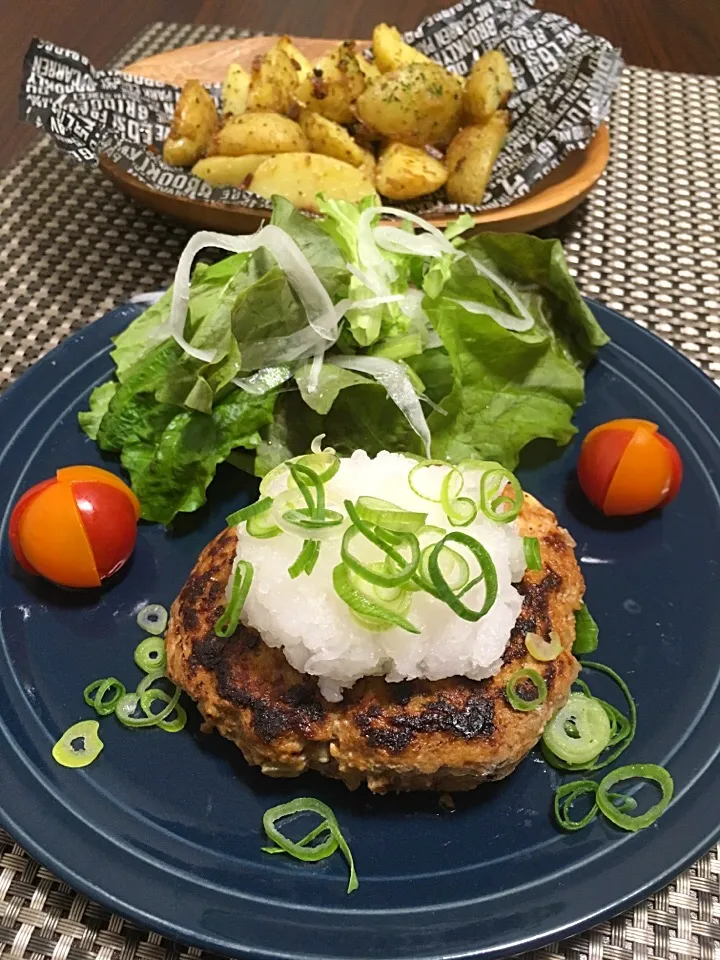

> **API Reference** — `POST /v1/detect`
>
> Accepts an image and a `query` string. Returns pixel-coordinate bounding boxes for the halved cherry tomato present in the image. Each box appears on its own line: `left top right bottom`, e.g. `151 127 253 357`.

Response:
9 466 139 588
577 419 683 516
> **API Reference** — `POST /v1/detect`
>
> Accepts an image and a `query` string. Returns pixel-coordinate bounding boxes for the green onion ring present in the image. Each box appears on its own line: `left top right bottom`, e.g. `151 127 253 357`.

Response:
523 536 542 571
408 459 459 503
52 720 104 768
428 532 497 621
83 678 126 716
597 764 674 831
479 468 523 523
542 692 612 764
139 688 186 732
525 630 562 662
506 668 548 711
573 603 600 654
246 509 282 539
553 779 639 831
115 681 181 729
418 543 470 592
293 452 340 485
262 821 332 855
133 636 167 674
355 496 427 533
261 797 358 893
215 560 254 637
288 540 321 578
333 563 420 634
439 469 477 527
282 508 344 530
226 497 273 527
289 462 326 518
341 525 419 588
136 603 168 636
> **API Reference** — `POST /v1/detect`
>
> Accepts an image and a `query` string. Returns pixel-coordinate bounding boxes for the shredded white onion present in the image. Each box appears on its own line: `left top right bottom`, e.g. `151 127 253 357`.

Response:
373 225 449 259
450 298 534 333
129 290 165 305
347 263 386 297
469 256 535 331
240 326 330 370
168 226 339 365
328 355 432 457
232 365 293 395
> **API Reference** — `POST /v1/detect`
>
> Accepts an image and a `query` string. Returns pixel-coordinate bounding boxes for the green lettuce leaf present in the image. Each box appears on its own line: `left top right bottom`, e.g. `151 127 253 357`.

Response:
78 381 117 440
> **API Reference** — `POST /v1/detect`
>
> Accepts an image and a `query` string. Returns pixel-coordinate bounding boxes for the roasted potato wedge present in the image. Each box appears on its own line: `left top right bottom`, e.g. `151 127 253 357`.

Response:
246 44 298 114
376 142 447 200
359 150 377 183
356 63 463 147
463 51 514 124
299 110 368 168
372 23 434 73
357 54 381 83
221 64 250 117
191 154 276 187
446 111 509 205
208 113 308 156
163 80 217 167
250 152 377 211
276 36 313 83
296 41 367 125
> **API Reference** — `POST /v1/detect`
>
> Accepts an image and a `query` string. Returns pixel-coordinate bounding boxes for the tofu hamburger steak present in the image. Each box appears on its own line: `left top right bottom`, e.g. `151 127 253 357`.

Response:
166 451 584 794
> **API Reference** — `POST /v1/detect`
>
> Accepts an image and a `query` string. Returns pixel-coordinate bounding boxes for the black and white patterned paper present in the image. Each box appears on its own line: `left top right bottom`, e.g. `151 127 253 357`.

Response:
19 0 622 216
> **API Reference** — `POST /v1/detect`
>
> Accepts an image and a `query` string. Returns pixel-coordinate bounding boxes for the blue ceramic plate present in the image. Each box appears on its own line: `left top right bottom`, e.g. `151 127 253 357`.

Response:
0 302 719 960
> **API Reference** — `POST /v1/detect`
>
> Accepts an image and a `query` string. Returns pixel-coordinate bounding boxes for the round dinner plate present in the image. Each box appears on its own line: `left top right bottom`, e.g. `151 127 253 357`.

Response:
0 301 718 960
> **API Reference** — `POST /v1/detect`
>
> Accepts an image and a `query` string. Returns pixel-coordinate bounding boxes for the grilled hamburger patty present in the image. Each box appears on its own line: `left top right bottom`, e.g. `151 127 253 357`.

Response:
166 493 584 793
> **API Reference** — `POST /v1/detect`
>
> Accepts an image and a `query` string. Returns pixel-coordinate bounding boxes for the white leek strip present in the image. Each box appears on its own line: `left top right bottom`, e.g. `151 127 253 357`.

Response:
232 365 293 395
168 226 338 365
373 225 449 259
241 326 330 370
450 298 534 333
468 256 535 331
328 355 432 458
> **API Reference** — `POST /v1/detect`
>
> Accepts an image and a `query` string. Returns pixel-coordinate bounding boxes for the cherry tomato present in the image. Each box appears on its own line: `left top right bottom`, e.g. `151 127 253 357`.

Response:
577 419 683 516
9 466 139 588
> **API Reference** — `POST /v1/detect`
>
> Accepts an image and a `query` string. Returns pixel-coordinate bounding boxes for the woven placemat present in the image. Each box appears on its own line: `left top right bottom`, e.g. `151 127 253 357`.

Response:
0 21 718 960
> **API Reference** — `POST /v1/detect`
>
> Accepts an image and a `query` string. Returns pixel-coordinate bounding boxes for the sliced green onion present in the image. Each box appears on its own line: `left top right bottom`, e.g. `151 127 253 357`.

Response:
525 630 562 662
523 536 542 571
140 688 186 733
347 566 412 631
573 604 599 654
215 560 253 637
293 451 340 485
428 531 497 621
136 603 167 636
289 462 326 517
343 500 420 584
262 821 331 855
479 468 523 523
419 542 469 592
226 497 272 527
341 524 419 588
115 680 182 729
282 508 344 530
133 636 167 674
553 779 638 832
289 540 320 578
333 563 420 634
440 469 477 527
247 509 282 539
506 668 547 711
408 459 457 503
355 496 427 533
261 797 358 893
597 763 674 831
52 720 104 768
83 678 126 716
542 692 612 764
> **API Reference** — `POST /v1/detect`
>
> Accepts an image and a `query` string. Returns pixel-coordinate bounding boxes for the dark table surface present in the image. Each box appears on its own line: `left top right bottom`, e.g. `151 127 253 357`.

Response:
2 0 719 170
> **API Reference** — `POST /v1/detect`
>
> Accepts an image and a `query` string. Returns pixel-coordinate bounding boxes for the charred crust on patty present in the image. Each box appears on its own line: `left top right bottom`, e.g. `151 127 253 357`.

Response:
356 693 495 753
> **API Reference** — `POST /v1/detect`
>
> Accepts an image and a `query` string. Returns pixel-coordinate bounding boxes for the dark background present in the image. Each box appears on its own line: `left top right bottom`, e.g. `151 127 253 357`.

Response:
2 0 719 168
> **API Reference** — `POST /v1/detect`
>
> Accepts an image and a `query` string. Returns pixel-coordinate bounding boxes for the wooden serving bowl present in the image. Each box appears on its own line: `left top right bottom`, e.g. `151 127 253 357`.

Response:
99 36 610 234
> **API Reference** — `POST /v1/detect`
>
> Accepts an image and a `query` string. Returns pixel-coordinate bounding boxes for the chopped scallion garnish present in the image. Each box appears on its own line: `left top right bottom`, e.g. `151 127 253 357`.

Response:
83 677 127 716
427 532 497 621
573 604 599 654
52 720 104 769
215 560 254 637
136 603 168 636
506 667 547 711
523 536 542 571
226 496 273 527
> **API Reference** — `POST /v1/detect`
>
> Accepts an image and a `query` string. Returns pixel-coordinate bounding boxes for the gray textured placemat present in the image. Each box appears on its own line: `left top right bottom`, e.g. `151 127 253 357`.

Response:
0 22 718 960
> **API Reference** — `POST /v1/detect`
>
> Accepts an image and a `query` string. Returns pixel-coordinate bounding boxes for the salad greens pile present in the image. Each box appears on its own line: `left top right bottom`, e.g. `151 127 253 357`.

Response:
80 196 607 524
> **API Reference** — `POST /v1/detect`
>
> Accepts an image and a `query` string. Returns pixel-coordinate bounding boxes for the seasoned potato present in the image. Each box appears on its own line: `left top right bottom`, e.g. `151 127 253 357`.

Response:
299 110 367 168
246 44 298 114
356 54 381 83
446 111 509 205
191 155 276 187
372 23 434 73
276 36 313 82
356 63 463 147
296 41 367 125
208 113 308 156
359 149 377 183
376 142 447 200
463 51 514 124
221 64 250 117
250 153 377 211
163 80 217 167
